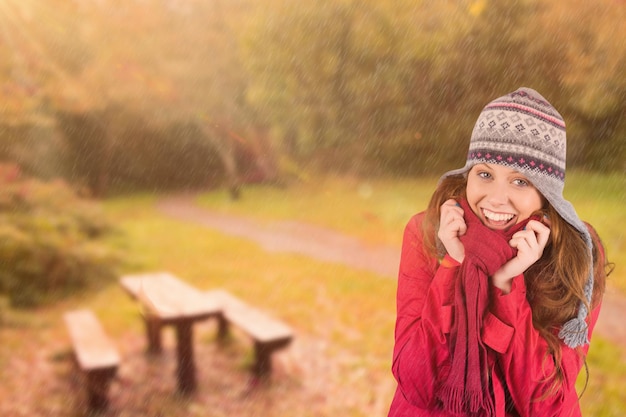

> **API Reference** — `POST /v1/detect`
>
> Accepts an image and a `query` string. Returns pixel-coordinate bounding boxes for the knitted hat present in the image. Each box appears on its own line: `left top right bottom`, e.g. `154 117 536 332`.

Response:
440 87 594 348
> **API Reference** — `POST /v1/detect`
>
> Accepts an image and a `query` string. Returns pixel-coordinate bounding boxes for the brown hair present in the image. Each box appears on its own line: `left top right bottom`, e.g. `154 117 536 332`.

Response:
422 175 609 393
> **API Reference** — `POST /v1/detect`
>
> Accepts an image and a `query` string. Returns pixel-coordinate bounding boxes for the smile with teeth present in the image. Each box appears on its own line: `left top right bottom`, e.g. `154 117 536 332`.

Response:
482 208 515 223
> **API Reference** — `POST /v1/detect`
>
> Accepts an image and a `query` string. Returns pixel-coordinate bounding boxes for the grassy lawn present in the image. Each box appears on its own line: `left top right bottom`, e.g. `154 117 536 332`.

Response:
196 175 438 247
1 194 398 416
0 172 623 416
102 195 400 416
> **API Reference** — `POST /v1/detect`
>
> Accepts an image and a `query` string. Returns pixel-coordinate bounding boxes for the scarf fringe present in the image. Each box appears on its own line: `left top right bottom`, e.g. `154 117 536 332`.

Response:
438 384 494 415
438 384 466 415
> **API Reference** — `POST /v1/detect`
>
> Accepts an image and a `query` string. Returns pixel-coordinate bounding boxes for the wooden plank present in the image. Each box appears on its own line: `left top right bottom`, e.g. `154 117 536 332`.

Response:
64 309 120 371
205 290 292 343
120 272 221 321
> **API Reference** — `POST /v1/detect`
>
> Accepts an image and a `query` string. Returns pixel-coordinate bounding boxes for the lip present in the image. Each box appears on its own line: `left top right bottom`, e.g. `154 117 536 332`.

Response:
480 208 517 230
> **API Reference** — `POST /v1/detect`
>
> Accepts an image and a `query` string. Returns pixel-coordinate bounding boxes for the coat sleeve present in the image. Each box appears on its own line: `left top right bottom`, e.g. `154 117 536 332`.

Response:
391 213 460 409
482 272 602 417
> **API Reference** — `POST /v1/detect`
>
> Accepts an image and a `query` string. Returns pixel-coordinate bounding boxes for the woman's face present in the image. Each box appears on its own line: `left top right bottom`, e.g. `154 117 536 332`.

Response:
465 163 543 231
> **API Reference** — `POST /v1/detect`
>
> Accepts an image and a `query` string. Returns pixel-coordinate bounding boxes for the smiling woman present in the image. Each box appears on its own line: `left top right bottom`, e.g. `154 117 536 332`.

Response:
465 163 544 231
388 87 610 417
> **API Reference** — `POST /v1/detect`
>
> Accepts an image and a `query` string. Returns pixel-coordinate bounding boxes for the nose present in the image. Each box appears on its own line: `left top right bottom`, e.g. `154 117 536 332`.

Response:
486 181 509 206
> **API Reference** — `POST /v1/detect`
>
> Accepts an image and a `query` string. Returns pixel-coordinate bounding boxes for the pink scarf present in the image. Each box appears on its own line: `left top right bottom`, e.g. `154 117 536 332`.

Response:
437 199 536 416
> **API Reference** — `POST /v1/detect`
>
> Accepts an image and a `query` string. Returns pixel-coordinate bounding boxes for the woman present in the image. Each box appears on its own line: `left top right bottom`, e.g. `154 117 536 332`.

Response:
388 87 609 416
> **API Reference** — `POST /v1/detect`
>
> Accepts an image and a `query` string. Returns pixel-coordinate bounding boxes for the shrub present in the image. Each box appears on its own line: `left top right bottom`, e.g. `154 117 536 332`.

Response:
0 164 122 307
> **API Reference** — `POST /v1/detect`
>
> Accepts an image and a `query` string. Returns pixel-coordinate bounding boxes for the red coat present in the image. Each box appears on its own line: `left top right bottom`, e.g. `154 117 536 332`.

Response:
388 213 602 417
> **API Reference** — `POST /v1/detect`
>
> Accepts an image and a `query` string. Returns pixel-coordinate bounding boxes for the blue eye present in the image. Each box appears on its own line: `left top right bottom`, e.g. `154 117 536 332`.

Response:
512 178 530 187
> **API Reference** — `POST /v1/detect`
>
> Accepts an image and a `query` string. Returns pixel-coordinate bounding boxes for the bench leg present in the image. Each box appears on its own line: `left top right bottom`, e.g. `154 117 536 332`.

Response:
143 315 162 354
253 342 273 377
86 368 117 412
216 313 229 342
175 320 196 394
253 338 291 379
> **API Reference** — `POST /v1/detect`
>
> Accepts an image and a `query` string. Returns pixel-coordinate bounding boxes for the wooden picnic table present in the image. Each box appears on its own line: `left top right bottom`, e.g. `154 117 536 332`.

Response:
119 272 220 394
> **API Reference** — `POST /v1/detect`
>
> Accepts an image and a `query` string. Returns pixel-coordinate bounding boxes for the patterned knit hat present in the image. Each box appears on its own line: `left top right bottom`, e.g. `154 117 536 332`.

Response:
440 87 594 348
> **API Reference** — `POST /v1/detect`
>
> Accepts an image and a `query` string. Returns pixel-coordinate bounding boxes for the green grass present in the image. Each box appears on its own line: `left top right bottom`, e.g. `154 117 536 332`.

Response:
112 196 397 349
581 336 626 416
196 176 439 246
104 194 399 415
563 171 625 289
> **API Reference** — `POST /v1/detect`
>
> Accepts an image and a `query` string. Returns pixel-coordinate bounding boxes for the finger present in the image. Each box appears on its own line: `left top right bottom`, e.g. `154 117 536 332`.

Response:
457 220 467 236
526 219 549 233
442 199 464 215
443 217 465 235
510 229 536 242
441 212 457 228
511 229 547 262
515 222 547 243
509 236 529 251
441 211 463 226
525 220 551 248
509 231 536 248
440 215 467 240
448 217 467 236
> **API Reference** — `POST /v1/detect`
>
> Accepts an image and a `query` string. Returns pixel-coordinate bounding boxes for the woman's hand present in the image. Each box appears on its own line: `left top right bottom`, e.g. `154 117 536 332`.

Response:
492 219 551 293
438 199 467 263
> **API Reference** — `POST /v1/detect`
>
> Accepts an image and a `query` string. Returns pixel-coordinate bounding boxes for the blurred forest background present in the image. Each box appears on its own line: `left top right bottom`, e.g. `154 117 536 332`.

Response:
1 0 624 198
1 1 625 415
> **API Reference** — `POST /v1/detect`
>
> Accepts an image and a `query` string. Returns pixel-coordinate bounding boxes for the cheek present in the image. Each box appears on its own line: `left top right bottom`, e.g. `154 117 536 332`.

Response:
519 191 543 215
530 189 543 210
465 178 478 201
464 181 482 215
465 177 485 202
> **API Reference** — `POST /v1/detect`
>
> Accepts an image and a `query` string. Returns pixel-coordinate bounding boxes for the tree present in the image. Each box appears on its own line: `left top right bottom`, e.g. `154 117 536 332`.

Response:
2 0 623 184
544 0 626 170
243 0 478 174
2 0 263 195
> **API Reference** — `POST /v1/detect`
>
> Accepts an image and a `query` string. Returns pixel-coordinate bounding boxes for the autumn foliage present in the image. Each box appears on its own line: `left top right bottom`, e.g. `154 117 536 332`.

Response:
0 0 624 193
0 164 121 307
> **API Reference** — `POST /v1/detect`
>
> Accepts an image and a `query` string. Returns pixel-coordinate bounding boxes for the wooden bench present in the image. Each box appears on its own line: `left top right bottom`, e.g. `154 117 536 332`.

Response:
120 272 222 394
64 309 120 412
205 290 293 378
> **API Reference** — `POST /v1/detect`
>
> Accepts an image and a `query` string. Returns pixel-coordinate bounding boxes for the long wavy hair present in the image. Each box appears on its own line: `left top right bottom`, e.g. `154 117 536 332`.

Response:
421 174 609 394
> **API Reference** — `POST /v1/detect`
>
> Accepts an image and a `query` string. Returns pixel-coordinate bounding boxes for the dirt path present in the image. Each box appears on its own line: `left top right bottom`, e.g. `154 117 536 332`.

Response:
156 195 626 351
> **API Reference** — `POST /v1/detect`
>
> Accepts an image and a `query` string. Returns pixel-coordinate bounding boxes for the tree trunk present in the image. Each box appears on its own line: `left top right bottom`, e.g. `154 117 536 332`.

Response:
197 120 241 200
